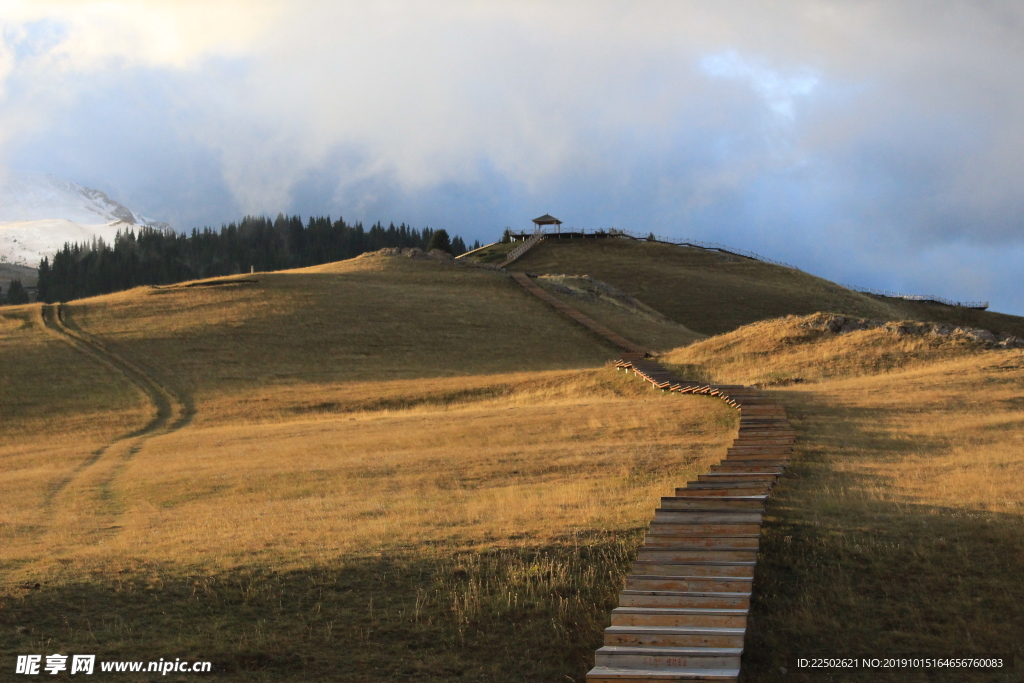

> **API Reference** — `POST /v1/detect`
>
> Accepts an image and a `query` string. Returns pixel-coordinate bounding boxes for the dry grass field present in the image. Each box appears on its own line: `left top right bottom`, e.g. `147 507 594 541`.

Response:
0 255 739 681
4 246 1024 681
663 316 1024 681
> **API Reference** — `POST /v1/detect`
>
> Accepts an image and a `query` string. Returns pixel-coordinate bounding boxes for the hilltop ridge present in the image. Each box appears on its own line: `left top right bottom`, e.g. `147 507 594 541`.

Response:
483 237 1024 337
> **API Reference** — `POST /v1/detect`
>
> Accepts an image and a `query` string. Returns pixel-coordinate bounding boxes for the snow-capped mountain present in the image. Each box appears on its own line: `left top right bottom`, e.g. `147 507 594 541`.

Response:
0 169 171 267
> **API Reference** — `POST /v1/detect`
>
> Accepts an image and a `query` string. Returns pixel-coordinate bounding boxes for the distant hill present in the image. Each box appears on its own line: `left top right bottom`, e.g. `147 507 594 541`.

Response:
488 237 1024 337
0 169 169 266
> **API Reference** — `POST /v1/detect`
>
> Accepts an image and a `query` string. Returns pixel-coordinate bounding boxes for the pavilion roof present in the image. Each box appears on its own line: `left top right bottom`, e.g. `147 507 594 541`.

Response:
532 214 562 225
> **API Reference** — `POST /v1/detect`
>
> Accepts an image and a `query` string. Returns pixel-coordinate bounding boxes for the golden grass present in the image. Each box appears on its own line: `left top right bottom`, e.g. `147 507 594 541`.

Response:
0 370 737 680
657 315 1024 680
660 313 995 387
0 264 741 680
0 306 149 549
2 370 735 575
5 248 1023 680
59 256 629 418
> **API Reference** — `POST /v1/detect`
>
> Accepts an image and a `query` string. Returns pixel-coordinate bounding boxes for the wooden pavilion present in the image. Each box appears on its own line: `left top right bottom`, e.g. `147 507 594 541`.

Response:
532 214 562 234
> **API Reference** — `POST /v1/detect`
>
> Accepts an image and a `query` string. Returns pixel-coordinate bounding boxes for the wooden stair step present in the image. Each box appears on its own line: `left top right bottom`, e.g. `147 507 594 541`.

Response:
735 432 795 439
646 522 762 536
643 535 759 549
730 438 795 445
611 607 748 627
604 625 745 648
625 575 754 592
709 463 784 473
631 561 757 578
726 446 793 454
594 646 742 670
673 487 771 498
637 548 758 563
680 481 773 490
660 496 766 510
619 590 750 609
696 473 777 483
723 454 791 463
587 665 739 681
653 510 764 524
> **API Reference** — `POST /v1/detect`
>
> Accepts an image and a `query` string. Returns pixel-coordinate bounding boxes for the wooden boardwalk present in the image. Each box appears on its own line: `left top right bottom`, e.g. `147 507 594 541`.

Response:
499 231 546 268
510 273 648 355
508 273 793 682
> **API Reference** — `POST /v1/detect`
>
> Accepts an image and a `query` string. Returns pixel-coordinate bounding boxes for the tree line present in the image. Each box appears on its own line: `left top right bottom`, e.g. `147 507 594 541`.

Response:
36 214 477 303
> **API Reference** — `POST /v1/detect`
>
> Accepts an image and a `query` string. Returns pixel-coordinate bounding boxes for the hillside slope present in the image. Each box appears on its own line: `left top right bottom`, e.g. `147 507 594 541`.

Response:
3 248 1023 680
6 249 719 432
0 251 740 681
660 312 1023 386
504 238 1024 337
652 315 1024 680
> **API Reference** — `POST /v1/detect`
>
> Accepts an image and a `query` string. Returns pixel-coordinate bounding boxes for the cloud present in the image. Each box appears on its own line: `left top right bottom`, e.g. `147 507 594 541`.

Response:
1 1 1023 312
699 51 820 119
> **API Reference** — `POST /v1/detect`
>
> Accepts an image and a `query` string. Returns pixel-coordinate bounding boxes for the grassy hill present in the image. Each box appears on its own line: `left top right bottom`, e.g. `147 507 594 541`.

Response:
483 237 1024 337
0 253 739 681
2 245 1021 681
662 314 1024 680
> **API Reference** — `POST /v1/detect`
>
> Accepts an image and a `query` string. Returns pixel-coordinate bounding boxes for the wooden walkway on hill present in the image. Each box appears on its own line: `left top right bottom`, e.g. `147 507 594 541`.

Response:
499 232 545 268
509 272 794 682
510 272 648 355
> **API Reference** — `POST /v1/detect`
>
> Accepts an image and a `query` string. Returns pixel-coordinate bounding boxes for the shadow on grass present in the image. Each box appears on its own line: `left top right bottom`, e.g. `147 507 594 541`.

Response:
743 391 1024 682
1 531 641 682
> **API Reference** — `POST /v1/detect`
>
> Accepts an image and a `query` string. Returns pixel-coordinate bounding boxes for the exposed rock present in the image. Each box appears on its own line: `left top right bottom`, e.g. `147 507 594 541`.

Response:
401 247 430 260
964 328 997 343
427 249 455 262
801 312 1022 349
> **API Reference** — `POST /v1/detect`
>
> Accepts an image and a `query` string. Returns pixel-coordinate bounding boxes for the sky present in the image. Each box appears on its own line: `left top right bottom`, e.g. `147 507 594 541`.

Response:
1 0 1022 313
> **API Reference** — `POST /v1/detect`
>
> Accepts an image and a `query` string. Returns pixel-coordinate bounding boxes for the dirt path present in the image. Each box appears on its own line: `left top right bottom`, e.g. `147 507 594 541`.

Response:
36 304 193 535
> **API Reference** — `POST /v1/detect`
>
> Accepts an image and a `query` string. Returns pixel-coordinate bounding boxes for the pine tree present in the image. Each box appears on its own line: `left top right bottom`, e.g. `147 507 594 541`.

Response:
501 228 512 243
37 257 51 302
6 279 29 304
427 229 452 254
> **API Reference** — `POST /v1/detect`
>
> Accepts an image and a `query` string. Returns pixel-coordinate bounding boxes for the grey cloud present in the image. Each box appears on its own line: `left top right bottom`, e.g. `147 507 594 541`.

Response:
1 1 1022 312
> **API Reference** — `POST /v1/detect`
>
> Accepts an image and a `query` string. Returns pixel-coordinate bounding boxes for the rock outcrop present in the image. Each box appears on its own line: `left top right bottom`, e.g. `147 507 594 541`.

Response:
801 313 1024 349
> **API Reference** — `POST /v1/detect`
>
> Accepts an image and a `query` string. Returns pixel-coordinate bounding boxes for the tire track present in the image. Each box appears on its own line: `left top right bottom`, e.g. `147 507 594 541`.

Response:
37 303 193 517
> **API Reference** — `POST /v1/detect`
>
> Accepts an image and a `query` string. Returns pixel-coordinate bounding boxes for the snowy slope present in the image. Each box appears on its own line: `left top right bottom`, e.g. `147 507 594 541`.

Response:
0 169 171 266
0 219 136 267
